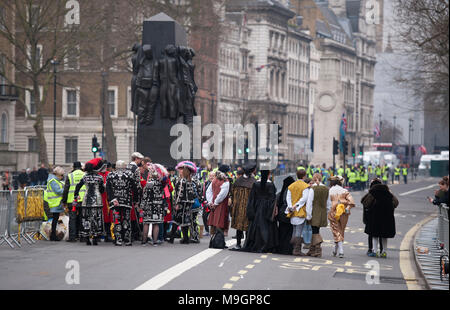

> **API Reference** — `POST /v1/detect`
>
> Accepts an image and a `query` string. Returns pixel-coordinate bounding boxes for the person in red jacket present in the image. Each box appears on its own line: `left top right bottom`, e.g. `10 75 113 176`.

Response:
162 181 173 242
98 163 112 242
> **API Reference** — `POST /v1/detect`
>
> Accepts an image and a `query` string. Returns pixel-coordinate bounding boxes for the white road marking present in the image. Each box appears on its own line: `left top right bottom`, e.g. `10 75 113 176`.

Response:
135 239 236 290
399 184 435 196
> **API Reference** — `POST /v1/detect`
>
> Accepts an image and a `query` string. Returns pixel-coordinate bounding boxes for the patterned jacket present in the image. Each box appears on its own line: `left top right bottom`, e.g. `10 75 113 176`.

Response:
106 168 139 208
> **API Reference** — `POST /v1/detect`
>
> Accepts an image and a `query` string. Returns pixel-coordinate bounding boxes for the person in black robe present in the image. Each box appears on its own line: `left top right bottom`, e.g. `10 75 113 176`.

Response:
362 178 398 258
240 170 278 253
275 176 295 255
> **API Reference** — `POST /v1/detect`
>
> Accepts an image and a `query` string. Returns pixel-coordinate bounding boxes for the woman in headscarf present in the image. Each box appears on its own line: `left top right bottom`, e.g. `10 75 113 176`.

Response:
240 170 278 253
275 176 295 255
327 175 355 258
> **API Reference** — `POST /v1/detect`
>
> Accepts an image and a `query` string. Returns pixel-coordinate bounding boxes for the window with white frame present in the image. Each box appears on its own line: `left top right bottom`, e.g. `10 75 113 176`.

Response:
27 44 43 70
107 86 118 117
65 137 78 163
64 45 79 71
62 87 80 117
1 113 7 143
25 86 43 116
27 5 40 27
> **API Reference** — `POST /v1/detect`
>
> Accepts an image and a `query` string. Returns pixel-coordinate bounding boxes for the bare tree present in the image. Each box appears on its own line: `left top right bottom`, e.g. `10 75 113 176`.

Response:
0 0 101 166
392 0 449 120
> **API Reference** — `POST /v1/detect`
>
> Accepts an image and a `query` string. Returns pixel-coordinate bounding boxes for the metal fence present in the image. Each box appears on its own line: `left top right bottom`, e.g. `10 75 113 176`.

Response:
438 204 449 255
0 186 47 249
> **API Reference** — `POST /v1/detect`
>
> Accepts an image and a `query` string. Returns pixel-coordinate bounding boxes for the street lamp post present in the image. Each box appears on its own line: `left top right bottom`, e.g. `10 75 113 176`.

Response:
50 58 59 167
393 115 397 152
378 113 382 141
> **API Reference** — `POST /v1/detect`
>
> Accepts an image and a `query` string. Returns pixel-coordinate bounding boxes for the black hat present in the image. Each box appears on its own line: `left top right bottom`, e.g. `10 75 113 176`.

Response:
218 164 230 173
243 162 257 175
73 161 82 169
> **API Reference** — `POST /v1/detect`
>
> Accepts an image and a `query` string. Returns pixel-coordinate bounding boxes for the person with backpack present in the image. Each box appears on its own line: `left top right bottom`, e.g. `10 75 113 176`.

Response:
206 165 231 249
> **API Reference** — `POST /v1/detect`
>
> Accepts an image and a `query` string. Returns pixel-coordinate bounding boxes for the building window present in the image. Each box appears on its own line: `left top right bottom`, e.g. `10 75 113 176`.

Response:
25 86 42 117
65 137 78 163
1 113 7 143
0 54 6 94
64 45 79 71
28 137 38 152
107 87 118 117
27 44 43 70
63 87 79 117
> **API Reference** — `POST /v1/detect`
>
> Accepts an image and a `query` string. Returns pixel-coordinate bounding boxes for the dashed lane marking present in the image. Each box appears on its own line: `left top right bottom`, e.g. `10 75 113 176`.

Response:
246 264 255 269
238 270 248 275
223 283 233 289
229 276 240 282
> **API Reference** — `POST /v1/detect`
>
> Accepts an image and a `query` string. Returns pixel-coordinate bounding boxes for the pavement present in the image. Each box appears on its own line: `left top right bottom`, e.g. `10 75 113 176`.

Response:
0 175 444 290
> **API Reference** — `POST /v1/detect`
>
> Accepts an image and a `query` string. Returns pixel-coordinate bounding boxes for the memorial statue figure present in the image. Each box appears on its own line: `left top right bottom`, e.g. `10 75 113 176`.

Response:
130 43 142 115
159 44 181 120
135 44 159 125
177 46 197 124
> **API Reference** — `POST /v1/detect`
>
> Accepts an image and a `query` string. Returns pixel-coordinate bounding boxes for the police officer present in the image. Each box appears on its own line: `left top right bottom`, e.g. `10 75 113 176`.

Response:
402 165 408 184
337 166 344 177
62 161 86 242
46 167 65 241
394 166 401 183
348 168 356 191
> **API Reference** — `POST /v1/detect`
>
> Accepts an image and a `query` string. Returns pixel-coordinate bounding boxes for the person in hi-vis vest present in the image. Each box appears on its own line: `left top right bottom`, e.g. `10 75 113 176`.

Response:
46 166 65 241
62 161 86 242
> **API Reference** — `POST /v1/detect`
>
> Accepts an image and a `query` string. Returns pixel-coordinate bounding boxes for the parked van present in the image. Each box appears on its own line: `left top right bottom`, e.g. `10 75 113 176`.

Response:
418 154 442 173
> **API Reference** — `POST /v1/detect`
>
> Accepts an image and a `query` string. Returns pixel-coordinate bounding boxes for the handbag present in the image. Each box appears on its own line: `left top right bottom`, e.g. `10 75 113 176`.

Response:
192 198 201 210
209 230 226 249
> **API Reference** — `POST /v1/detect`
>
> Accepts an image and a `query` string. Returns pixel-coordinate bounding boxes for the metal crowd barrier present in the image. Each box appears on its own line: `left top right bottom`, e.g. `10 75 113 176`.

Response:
438 204 449 255
0 186 47 249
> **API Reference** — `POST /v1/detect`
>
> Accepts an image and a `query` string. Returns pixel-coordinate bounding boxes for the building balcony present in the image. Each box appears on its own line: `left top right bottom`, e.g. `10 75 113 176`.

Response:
0 85 19 101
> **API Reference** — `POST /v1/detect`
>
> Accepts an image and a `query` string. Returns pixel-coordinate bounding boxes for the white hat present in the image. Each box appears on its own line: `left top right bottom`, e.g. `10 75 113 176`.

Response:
131 152 144 159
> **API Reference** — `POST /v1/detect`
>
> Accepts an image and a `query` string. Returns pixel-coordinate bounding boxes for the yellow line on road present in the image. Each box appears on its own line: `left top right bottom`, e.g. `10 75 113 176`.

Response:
238 270 248 275
229 276 240 282
223 283 233 289
253 259 262 263
246 264 255 269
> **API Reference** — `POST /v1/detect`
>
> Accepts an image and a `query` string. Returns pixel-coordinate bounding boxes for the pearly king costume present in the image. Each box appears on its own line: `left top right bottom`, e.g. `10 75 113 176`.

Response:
106 167 139 246
74 159 106 245
327 181 355 257
139 167 166 225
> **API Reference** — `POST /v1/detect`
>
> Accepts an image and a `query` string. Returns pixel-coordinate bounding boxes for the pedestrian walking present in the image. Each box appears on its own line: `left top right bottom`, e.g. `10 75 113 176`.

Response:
62 161 86 242
206 165 231 248
327 175 356 258
229 162 256 251
74 158 106 246
1 170 11 190
285 169 309 256
305 173 331 258
276 176 295 255
46 166 65 241
106 160 139 246
286 176 313 256
240 170 278 253
361 178 398 258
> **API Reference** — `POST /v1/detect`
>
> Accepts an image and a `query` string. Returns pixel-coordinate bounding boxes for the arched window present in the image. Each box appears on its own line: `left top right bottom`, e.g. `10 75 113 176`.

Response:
1 112 7 143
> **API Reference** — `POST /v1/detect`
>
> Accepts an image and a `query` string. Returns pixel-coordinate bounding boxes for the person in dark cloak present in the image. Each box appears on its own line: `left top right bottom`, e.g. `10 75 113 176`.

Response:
275 176 295 255
240 170 278 253
361 178 398 258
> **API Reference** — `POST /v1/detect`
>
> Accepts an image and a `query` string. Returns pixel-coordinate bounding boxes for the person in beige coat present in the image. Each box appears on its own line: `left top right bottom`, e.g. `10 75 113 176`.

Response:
327 175 355 258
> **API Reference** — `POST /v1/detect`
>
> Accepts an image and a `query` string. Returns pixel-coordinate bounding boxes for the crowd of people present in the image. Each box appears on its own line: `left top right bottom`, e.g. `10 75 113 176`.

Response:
1 164 49 190
297 163 414 192
33 152 437 260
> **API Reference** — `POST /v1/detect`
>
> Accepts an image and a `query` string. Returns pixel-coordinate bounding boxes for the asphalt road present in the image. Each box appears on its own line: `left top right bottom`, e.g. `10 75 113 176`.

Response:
0 176 441 290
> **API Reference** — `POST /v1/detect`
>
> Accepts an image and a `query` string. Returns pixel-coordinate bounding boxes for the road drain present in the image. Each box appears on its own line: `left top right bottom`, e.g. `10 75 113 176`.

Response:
333 272 407 284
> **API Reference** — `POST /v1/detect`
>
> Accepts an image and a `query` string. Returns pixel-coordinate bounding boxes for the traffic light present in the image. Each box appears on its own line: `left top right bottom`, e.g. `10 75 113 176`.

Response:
359 145 363 155
411 146 415 157
273 121 283 144
343 139 348 155
92 135 100 155
333 138 339 155
351 146 356 157
405 146 409 156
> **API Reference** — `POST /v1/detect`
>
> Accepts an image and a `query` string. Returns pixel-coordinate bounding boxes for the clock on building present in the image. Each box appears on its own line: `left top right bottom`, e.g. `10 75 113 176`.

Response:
318 93 336 112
